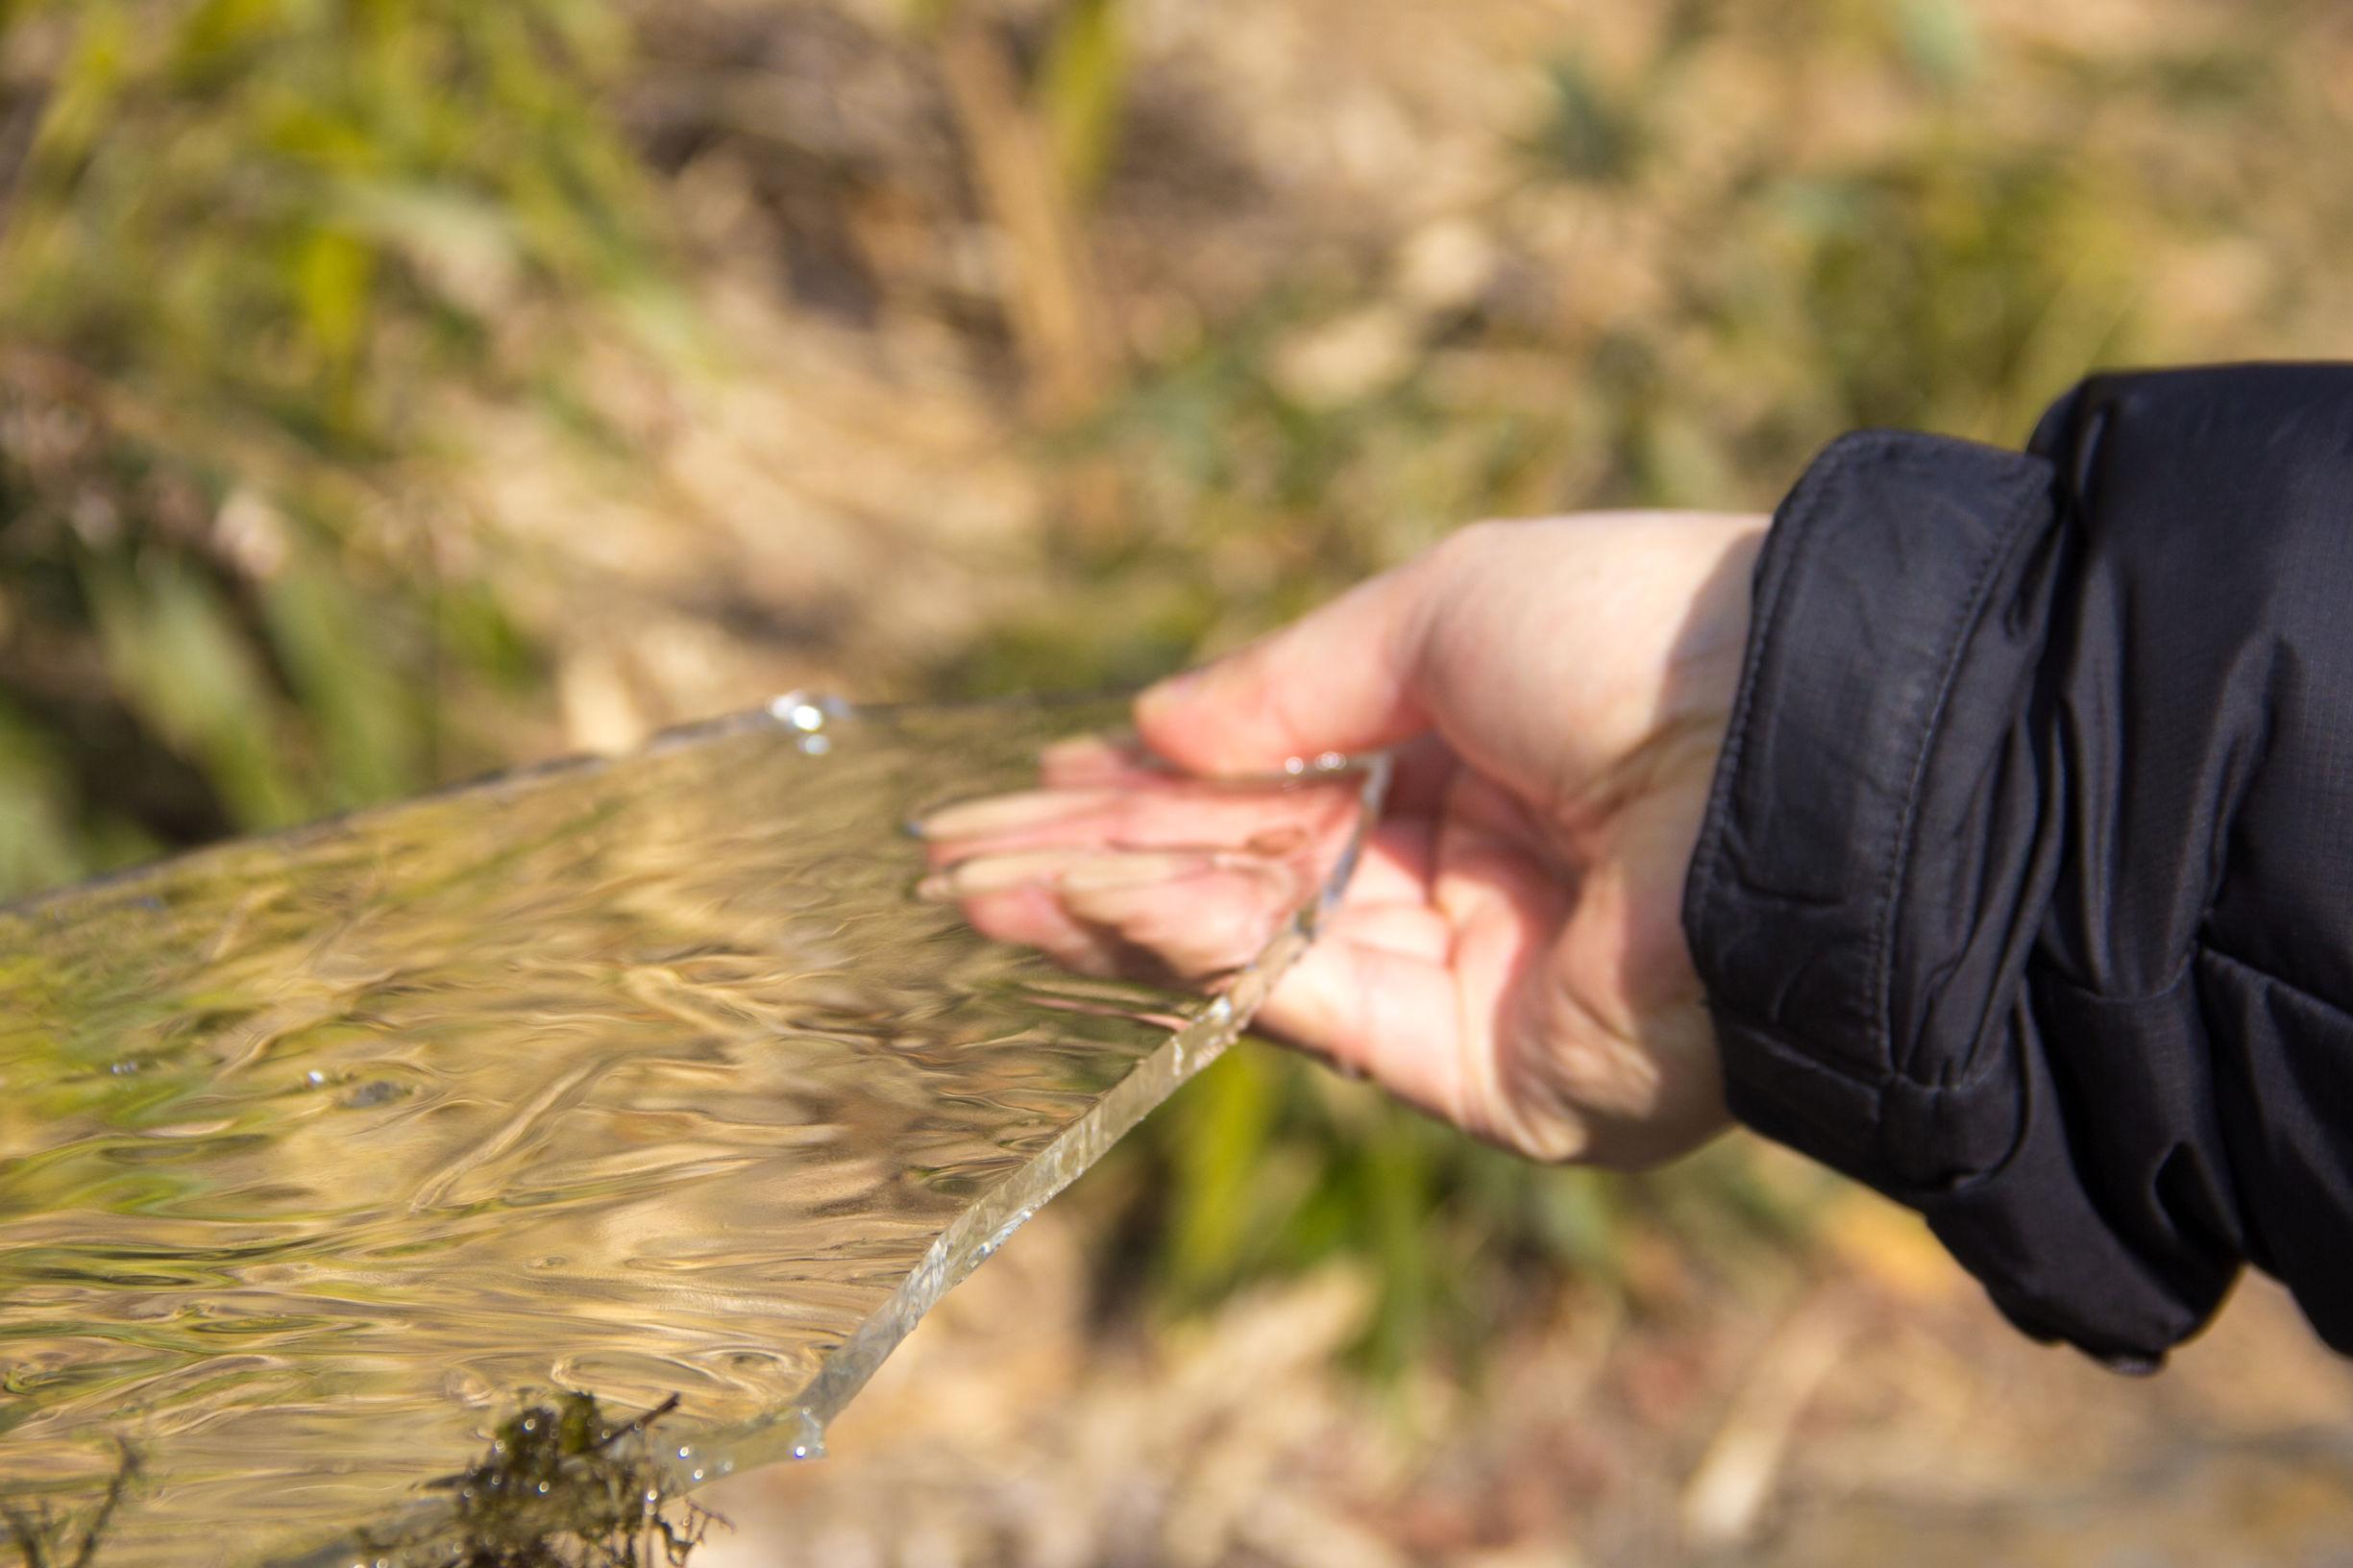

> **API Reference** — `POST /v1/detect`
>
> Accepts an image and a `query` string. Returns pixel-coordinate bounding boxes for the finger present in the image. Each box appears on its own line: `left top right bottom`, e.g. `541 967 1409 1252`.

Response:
1056 857 1310 980
1315 898 1453 963
914 780 1359 868
1254 937 1470 1127
1331 819 1435 909
1036 734 1169 788
933 853 1229 979
943 873 1121 976
1135 558 1436 774
914 845 1111 899
919 847 1312 983
1384 734 1462 820
914 786 1123 839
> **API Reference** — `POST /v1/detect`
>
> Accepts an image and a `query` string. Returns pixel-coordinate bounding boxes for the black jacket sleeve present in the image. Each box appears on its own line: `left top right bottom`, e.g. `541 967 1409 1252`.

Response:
1682 363 2353 1369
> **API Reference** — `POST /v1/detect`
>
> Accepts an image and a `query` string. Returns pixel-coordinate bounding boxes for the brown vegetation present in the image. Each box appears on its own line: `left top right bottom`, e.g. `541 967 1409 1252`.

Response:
3 0 2351 1559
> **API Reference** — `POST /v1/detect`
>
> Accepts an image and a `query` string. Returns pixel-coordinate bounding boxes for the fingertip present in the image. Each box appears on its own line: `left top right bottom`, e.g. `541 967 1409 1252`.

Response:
1135 664 1201 720
1137 562 1434 774
1132 663 1225 772
1036 734 1160 787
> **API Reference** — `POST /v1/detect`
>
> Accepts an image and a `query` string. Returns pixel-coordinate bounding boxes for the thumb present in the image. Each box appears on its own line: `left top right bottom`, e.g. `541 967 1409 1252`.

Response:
1135 557 1435 775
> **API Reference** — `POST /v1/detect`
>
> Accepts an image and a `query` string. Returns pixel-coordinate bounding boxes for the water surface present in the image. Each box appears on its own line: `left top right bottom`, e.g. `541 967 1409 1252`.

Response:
0 698 1377 1567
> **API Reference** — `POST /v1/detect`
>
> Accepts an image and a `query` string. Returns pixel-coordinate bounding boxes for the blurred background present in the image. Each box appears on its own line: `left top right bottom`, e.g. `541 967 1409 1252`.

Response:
4 0 2353 1561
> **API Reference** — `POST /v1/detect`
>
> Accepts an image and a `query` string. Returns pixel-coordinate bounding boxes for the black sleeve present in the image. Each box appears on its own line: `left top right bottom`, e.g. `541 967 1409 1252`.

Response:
1681 363 2353 1369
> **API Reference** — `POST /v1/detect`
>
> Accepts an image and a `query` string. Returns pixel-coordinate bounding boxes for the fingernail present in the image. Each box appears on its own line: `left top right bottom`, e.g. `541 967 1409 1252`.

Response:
1243 824 1310 857
911 789 1113 841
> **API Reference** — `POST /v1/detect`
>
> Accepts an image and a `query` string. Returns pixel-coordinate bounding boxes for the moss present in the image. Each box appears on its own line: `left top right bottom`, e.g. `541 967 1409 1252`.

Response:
4 1396 725 1568
404 1393 724 1568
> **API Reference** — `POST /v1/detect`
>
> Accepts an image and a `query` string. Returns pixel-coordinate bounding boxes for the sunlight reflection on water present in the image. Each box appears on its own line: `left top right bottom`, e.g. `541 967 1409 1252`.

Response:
0 698 1380 1568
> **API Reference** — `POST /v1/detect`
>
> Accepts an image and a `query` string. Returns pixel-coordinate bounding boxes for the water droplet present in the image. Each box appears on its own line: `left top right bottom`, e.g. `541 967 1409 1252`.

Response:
782 1409 828 1461
1283 755 1308 776
1314 750 1345 772
677 1446 692 1460
771 697 827 733
535 1481 550 1495
306 1069 326 1086
690 1467 704 1482
797 733 832 756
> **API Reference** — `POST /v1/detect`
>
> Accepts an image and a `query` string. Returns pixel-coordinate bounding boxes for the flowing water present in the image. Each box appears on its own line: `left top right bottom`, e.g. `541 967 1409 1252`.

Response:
0 698 1381 1568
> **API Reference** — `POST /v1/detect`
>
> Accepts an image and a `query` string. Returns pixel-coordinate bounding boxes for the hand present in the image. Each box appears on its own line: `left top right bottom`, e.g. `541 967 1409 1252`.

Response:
920 513 1766 1169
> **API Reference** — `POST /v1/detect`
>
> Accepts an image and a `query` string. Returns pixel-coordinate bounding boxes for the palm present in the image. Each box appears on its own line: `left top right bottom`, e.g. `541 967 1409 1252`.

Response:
919 511 1764 1170
1267 723 1722 1166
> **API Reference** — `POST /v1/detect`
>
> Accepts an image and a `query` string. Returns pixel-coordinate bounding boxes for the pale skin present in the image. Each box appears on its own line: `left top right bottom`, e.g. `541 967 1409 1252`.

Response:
917 512 1769 1170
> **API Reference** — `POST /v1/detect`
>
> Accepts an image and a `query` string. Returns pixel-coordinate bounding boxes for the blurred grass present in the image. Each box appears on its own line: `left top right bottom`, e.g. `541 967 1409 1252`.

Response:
0 0 653 888
916 0 2351 1364
2 0 2348 1371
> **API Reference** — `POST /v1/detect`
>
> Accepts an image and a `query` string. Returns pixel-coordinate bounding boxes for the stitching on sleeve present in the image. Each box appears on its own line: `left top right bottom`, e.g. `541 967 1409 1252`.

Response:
1690 434 2061 1093
1869 454 2054 1086
1686 434 1861 943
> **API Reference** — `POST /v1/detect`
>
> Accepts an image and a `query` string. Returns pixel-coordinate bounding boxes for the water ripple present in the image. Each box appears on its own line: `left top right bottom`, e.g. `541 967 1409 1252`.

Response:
0 698 1380 1568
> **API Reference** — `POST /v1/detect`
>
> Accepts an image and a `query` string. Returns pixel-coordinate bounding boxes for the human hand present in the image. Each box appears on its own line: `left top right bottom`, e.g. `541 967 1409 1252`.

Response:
919 513 1766 1168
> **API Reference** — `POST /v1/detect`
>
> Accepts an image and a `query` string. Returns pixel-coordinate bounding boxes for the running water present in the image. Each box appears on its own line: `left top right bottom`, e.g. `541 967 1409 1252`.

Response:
0 698 1383 1568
